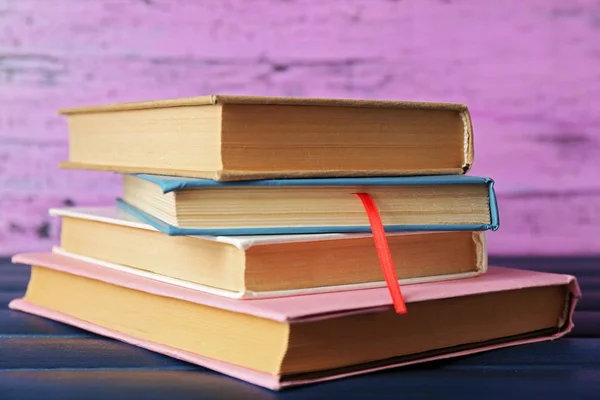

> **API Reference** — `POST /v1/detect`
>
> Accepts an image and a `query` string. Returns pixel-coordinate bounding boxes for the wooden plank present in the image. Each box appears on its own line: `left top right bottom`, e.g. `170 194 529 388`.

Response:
0 337 194 370
0 265 29 276
1 337 597 371
577 293 600 311
0 291 24 308
0 367 599 399
0 264 29 290
0 275 29 291
569 312 600 338
0 370 268 400
440 338 600 369
0 310 88 336
1 0 600 255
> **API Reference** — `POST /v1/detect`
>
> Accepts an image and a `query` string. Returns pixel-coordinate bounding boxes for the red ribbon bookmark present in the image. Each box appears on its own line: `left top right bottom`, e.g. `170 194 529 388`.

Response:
356 193 407 314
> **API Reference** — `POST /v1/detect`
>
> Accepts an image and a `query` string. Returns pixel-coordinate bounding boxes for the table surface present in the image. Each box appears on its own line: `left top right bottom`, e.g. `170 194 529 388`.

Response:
1 256 599 399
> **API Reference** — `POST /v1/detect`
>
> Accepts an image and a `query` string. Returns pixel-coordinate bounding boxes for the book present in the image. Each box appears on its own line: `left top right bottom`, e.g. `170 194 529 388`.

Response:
10 252 579 390
49 206 487 298
119 174 499 235
59 95 474 181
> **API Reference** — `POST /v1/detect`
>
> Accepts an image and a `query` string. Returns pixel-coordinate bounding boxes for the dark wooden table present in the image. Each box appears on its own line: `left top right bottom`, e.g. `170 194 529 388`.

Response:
2 256 599 399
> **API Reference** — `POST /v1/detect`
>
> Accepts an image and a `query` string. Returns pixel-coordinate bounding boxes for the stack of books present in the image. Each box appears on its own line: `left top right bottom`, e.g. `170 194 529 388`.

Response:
10 95 579 390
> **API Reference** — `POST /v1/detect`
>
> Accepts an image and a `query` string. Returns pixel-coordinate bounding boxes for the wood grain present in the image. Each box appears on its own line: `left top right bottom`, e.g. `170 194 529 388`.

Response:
1 354 600 399
0 337 196 369
1 257 600 398
1 0 599 254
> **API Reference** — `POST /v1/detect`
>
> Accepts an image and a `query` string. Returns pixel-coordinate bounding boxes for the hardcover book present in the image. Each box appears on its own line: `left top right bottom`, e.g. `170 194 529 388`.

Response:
50 206 487 298
119 174 499 235
59 95 474 181
11 252 579 390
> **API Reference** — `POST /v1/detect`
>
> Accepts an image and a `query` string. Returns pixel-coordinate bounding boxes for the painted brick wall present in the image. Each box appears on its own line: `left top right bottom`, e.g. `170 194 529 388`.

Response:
1 0 599 255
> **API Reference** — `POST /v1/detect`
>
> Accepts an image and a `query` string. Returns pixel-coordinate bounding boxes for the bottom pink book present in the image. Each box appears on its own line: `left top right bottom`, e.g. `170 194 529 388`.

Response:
11 252 580 391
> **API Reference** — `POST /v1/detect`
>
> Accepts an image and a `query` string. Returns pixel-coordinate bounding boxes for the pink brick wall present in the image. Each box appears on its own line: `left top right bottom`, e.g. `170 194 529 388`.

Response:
1 0 599 255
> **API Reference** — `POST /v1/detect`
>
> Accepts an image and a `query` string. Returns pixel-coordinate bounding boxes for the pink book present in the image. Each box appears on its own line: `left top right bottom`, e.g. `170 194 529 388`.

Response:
10 252 579 390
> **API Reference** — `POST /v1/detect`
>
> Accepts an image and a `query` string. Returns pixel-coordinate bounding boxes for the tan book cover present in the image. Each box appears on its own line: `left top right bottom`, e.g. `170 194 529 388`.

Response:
60 95 474 181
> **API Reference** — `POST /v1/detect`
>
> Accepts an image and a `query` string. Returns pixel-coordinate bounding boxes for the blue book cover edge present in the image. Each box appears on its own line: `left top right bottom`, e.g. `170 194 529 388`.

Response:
116 175 500 235
134 174 494 194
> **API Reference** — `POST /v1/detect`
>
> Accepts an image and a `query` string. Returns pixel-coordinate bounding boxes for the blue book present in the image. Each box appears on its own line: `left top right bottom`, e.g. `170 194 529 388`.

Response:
118 174 499 236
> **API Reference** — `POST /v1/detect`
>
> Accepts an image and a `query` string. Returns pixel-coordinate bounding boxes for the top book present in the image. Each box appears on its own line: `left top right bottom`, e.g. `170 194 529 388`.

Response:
59 95 474 181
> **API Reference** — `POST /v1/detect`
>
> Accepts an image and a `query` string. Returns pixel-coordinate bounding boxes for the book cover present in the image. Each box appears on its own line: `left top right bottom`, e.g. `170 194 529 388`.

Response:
59 95 474 181
119 174 499 236
10 252 579 390
50 206 487 299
